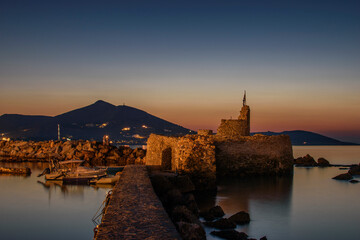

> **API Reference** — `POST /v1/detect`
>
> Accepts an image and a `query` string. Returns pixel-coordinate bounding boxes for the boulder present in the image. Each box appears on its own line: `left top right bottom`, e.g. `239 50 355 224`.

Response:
176 221 206 240
182 193 199 217
209 205 225 218
332 173 353 180
151 175 174 196
171 205 200 225
317 157 330 166
210 230 248 240
170 175 195 193
294 154 318 166
260 237 268 240
165 189 183 209
229 211 250 225
204 218 236 229
349 179 359 183
348 164 360 175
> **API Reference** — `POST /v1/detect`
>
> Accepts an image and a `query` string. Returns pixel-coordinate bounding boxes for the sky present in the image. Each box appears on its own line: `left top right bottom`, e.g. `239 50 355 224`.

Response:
0 0 360 143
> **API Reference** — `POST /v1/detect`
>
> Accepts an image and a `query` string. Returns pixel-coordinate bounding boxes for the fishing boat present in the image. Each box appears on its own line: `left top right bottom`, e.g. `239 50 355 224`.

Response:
43 160 107 183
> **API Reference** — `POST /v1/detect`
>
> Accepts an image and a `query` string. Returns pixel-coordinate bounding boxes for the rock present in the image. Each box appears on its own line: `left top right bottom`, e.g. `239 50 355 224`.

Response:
294 154 318 166
170 175 195 193
333 173 353 180
348 164 360 175
171 205 200 225
210 230 248 240
349 179 359 183
176 221 206 240
229 211 250 225
209 205 225 218
201 212 216 222
260 237 268 240
165 189 183 208
151 175 174 196
182 193 199 216
317 157 330 166
204 218 236 229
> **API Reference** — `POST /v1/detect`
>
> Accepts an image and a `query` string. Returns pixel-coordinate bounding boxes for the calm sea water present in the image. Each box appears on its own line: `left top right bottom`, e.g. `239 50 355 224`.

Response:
0 162 111 240
1 146 359 240
201 146 360 240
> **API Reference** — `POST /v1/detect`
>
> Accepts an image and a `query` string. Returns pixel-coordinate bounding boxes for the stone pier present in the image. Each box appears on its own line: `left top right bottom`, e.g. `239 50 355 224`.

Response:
95 165 180 240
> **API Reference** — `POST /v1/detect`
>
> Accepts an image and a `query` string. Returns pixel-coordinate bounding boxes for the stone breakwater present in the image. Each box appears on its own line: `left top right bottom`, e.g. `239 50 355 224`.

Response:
0 140 146 166
95 165 180 240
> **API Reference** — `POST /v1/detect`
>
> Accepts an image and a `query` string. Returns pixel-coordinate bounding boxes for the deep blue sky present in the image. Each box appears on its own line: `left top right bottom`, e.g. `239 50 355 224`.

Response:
1 0 360 142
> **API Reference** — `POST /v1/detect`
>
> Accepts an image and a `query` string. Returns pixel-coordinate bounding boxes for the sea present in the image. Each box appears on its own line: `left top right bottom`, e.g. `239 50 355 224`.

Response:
0 146 359 240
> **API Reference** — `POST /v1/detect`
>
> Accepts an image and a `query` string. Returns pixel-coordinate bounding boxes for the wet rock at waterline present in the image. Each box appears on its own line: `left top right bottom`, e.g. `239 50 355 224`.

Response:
317 157 330 166
228 211 251 225
332 173 353 180
204 218 236 229
211 230 248 240
294 154 318 166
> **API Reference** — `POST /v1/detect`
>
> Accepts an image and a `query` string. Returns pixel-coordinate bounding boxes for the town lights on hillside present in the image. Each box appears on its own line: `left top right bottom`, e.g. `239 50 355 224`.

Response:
122 127 131 131
99 122 109 128
142 125 148 129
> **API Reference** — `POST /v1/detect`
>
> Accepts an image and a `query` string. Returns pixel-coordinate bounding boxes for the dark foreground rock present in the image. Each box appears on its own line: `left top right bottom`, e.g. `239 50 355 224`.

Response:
294 154 318 166
349 179 359 183
333 173 353 180
204 218 236 229
150 172 205 240
211 230 248 240
229 211 250 225
317 157 330 166
209 205 225 218
200 205 225 221
176 221 206 240
348 164 360 175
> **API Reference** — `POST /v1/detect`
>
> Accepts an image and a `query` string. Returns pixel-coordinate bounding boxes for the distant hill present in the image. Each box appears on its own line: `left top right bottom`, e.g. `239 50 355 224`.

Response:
252 130 358 145
0 100 193 144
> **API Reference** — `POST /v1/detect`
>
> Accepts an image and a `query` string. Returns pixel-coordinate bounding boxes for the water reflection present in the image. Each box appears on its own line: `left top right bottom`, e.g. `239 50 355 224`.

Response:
217 176 293 214
0 162 111 240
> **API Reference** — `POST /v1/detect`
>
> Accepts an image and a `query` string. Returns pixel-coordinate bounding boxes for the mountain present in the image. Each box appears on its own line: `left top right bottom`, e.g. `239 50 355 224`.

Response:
0 100 193 144
252 130 358 145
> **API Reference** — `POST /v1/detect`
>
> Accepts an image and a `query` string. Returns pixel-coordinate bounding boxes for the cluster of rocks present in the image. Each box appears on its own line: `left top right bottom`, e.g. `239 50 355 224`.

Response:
150 173 206 240
333 163 360 183
294 154 330 167
200 205 266 240
0 140 146 166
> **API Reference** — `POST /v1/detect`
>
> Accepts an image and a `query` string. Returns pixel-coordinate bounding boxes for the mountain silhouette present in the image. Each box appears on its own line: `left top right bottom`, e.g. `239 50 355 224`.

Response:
0 100 193 143
252 130 357 145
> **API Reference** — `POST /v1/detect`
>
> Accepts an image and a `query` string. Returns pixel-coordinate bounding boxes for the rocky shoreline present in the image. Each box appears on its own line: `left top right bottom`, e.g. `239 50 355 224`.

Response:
149 167 267 240
0 140 146 166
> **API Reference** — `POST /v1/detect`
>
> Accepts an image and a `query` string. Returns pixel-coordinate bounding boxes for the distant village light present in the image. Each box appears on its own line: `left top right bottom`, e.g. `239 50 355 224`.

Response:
99 122 109 128
142 125 148 129
122 127 131 131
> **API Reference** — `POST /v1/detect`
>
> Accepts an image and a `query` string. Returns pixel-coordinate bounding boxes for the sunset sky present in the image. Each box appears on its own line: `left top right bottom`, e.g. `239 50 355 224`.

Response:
1 0 359 142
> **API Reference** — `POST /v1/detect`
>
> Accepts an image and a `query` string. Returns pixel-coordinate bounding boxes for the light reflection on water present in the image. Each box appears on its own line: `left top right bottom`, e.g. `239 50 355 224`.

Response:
0 161 111 240
201 146 360 240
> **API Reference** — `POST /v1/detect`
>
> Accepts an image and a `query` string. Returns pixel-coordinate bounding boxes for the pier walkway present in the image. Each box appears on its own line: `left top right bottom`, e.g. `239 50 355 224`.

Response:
95 165 180 240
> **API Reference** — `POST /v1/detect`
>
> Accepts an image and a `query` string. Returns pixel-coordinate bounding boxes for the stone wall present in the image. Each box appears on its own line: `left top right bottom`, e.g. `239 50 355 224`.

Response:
216 119 249 140
216 104 250 140
145 133 293 188
145 134 216 190
214 134 293 177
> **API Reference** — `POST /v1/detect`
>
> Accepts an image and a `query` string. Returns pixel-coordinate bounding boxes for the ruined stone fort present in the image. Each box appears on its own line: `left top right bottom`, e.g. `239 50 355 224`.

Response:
145 93 293 189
